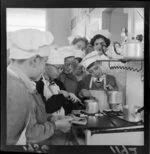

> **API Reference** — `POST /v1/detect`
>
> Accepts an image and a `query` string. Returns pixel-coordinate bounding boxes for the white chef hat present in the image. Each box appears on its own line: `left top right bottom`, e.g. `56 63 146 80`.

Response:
9 29 54 59
82 50 98 60
74 50 85 59
81 51 101 69
46 49 64 65
91 29 111 40
58 46 75 60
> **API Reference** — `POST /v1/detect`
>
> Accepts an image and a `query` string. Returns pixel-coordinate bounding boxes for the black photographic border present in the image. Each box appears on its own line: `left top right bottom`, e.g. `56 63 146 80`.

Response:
1 0 149 154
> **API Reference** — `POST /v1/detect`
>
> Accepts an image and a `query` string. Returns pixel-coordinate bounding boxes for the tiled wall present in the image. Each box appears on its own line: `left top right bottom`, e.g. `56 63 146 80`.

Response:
101 60 144 108
125 61 144 108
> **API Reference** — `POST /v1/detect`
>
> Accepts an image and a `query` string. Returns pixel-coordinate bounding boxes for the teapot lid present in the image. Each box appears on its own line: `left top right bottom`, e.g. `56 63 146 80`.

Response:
84 99 98 103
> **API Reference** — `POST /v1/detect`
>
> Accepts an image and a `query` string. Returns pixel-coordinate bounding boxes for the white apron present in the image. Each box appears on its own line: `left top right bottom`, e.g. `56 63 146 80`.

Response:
16 113 30 145
89 75 109 112
42 76 65 116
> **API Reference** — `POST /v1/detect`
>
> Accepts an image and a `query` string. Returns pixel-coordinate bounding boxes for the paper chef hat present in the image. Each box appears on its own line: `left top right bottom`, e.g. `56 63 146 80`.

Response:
58 46 75 59
9 29 54 59
74 50 85 59
91 29 111 40
46 49 64 65
81 51 101 69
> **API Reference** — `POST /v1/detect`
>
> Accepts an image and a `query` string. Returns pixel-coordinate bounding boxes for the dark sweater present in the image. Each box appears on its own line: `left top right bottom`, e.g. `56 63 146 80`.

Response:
36 78 74 115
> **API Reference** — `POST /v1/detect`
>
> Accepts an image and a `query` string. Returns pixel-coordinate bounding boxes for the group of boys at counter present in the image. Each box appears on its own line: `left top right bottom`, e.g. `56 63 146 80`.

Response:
7 29 119 145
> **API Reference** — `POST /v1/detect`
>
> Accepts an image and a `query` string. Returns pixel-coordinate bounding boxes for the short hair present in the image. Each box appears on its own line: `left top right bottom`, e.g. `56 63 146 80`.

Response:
72 37 89 47
75 57 82 63
90 34 110 47
64 56 75 62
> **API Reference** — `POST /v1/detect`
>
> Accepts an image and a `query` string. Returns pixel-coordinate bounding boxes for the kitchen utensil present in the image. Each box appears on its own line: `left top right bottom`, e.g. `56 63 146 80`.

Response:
89 90 109 112
122 38 144 59
84 99 99 114
107 91 123 110
123 105 142 122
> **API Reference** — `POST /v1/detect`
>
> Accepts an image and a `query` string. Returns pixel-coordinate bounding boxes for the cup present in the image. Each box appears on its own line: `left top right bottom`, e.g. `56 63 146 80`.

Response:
123 105 142 122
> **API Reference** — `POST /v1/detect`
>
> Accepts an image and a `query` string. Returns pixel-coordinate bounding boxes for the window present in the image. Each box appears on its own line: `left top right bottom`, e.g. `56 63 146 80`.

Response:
7 8 46 32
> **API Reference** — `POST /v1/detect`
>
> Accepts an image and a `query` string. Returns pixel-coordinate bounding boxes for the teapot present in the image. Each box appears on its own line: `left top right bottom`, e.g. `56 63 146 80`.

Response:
122 38 144 59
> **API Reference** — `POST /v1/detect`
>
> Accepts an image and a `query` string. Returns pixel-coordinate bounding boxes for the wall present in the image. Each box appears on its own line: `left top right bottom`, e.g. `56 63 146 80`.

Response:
102 8 128 43
125 61 144 108
46 9 72 46
134 8 144 36
102 9 111 31
71 8 87 37
71 8 105 41
7 8 46 32
124 8 144 38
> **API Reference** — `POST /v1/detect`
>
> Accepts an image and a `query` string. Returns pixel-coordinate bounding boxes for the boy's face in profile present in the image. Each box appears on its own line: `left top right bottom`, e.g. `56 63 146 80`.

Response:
87 61 103 78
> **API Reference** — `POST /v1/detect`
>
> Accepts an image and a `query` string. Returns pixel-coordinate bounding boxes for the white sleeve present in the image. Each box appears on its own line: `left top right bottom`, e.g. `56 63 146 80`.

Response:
42 76 53 100
49 84 60 95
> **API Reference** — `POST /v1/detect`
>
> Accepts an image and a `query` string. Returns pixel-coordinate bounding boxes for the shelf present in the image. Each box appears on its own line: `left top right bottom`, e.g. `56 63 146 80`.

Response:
118 58 144 62
99 58 144 62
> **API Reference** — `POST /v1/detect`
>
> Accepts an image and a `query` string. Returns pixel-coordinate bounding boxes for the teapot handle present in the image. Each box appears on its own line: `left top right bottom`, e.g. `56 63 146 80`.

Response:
136 107 144 114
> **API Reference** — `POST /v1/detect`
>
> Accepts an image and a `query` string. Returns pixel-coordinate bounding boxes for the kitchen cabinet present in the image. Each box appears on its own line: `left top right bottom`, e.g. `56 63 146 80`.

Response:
85 128 144 145
71 114 144 145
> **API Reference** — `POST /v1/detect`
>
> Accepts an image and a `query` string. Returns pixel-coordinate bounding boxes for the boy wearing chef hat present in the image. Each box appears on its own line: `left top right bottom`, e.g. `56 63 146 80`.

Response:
46 48 79 103
7 29 71 145
67 35 89 52
90 29 112 59
58 46 80 102
58 46 75 74
72 49 87 82
78 52 118 100
36 48 80 116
